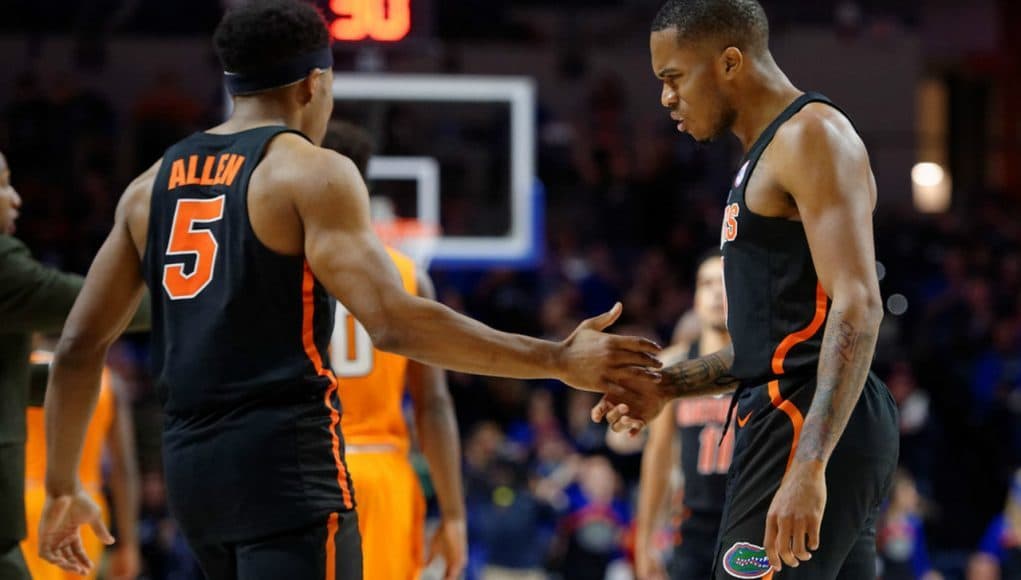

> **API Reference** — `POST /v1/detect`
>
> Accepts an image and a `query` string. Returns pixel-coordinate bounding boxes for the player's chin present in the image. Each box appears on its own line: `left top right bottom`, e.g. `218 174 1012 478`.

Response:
694 131 718 145
692 124 726 144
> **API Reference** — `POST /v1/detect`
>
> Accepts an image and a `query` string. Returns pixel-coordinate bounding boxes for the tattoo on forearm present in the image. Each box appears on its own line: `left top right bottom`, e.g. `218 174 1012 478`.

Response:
835 320 859 363
661 351 739 398
796 313 876 463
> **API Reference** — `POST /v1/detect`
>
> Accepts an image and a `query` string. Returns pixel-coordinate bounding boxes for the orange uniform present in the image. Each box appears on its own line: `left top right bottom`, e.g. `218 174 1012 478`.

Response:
21 352 114 580
337 248 426 580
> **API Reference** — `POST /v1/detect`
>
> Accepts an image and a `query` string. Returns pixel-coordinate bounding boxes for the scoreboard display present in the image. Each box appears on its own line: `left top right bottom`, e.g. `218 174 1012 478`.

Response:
325 0 425 42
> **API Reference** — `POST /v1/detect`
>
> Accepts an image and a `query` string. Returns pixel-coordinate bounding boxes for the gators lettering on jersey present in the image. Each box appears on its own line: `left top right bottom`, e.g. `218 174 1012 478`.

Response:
141 126 354 544
337 247 418 452
719 93 855 386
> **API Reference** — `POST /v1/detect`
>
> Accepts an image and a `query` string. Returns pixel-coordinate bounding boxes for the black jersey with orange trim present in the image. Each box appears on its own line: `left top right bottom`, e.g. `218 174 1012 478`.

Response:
675 342 732 535
720 92 851 387
141 126 354 544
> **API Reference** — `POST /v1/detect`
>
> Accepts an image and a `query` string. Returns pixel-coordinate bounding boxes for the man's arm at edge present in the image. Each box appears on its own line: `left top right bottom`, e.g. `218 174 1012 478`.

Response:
45 174 151 496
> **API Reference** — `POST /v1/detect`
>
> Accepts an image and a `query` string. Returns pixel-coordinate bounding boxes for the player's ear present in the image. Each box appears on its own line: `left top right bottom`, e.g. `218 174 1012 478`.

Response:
297 70 324 107
312 68 331 99
720 46 743 79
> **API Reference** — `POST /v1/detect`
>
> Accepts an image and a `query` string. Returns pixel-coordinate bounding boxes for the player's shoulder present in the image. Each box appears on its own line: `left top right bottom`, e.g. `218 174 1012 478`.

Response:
261 134 364 205
114 159 163 252
127 158 161 195
119 159 161 218
266 134 360 187
775 101 865 162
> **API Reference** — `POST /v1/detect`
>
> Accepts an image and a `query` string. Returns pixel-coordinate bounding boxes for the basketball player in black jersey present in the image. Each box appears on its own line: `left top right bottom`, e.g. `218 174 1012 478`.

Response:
635 251 733 580
35 2 663 578
595 1 899 578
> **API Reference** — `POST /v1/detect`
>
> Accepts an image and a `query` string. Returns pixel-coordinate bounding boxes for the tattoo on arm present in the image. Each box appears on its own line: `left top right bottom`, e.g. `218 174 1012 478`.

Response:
660 346 739 398
795 313 877 464
835 320 859 363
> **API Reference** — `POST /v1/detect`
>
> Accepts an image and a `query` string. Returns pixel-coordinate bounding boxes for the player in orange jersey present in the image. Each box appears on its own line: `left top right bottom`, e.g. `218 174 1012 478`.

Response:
324 121 466 580
22 351 140 580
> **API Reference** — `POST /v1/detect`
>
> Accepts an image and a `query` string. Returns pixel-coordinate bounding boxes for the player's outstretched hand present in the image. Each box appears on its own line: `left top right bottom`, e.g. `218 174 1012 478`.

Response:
557 302 663 395
39 490 115 576
590 382 672 435
427 517 467 580
763 460 826 573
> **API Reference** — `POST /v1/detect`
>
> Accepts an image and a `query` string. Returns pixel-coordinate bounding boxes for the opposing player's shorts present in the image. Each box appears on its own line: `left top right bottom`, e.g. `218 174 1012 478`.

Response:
346 449 426 580
713 372 898 579
22 486 107 580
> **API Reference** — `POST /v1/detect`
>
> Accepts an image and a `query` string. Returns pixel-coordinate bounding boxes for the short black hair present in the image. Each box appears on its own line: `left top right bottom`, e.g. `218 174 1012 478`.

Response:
213 0 330 75
322 121 375 179
651 0 769 52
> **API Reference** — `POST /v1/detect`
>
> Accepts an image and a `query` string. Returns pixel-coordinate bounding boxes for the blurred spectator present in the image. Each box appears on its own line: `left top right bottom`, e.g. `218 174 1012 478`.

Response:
132 70 203 173
968 469 1021 580
476 458 556 580
877 469 942 580
3 72 52 178
565 390 607 453
887 361 936 494
553 456 630 580
138 471 201 580
50 74 117 183
506 389 563 456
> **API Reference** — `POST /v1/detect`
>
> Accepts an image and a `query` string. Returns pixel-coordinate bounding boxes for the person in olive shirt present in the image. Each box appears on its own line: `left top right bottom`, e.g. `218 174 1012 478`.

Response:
0 150 150 578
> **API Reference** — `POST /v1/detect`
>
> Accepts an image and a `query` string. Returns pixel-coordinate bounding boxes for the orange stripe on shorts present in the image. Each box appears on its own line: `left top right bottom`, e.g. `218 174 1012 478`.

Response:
325 512 339 579
302 262 354 509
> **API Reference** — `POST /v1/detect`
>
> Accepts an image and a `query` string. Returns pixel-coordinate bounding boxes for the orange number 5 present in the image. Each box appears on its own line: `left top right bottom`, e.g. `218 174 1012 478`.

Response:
163 196 225 300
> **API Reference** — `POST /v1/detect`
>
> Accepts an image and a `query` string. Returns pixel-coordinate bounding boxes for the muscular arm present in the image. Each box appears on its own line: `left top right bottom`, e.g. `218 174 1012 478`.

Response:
406 269 464 523
776 108 883 467
658 344 739 399
294 148 659 391
595 343 737 431
45 173 151 496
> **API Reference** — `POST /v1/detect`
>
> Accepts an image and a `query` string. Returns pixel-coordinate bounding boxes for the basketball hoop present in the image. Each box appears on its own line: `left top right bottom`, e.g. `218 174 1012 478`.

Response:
371 196 440 267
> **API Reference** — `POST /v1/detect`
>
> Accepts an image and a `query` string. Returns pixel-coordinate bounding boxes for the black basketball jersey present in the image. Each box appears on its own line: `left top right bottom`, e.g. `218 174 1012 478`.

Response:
675 342 732 532
142 126 355 543
721 92 853 386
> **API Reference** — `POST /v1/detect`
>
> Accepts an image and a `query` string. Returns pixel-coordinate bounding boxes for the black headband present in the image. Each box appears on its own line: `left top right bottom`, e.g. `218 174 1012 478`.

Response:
224 46 334 96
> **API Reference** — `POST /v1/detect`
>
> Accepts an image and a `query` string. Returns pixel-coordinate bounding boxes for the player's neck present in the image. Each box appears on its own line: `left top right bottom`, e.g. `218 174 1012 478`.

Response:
730 58 802 152
212 98 303 134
